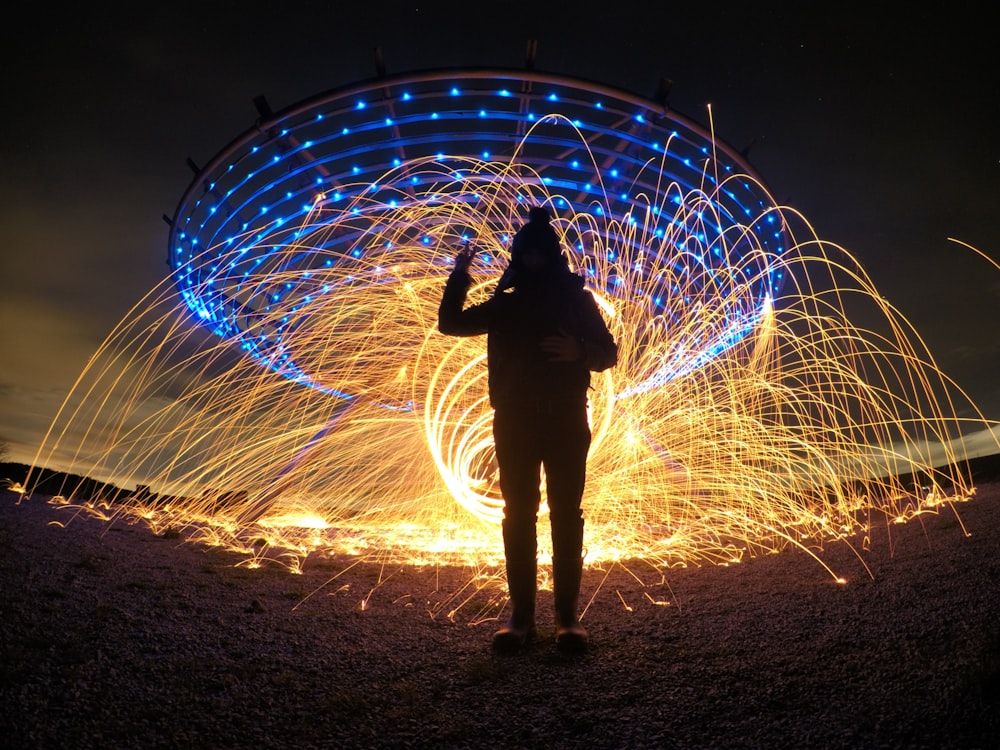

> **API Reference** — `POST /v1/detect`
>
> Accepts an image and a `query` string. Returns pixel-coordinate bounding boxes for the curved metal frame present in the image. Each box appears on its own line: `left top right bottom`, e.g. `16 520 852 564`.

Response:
166 67 788 389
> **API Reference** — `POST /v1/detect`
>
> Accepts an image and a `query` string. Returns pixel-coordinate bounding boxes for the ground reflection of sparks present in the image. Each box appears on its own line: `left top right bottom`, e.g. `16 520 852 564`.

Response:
28 147 997 619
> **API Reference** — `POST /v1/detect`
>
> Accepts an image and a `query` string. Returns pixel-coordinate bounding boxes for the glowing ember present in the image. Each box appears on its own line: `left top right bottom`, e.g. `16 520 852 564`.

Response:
28 151 992 581
24 70 997 605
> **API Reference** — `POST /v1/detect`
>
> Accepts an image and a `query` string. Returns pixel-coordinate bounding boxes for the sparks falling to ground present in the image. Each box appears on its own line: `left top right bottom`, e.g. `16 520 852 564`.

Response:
25 70 999 618
30 155 994 574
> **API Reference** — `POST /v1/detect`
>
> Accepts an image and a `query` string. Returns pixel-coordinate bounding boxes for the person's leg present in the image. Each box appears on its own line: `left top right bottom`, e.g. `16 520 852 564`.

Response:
542 405 591 652
492 408 541 649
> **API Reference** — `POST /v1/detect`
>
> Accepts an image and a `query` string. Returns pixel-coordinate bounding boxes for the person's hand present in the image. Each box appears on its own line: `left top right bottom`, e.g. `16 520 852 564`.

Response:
541 328 584 362
453 244 475 274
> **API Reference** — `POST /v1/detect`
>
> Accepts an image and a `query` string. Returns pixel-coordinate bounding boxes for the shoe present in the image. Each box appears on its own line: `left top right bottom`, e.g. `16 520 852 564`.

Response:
555 622 588 654
492 619 536 653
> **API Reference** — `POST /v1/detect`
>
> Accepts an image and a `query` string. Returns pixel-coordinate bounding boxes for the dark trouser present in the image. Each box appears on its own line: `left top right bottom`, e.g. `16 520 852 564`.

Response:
492 402 591 627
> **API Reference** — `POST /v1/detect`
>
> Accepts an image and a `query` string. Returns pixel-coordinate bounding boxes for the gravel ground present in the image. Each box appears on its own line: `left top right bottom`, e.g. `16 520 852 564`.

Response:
2 487 1000 749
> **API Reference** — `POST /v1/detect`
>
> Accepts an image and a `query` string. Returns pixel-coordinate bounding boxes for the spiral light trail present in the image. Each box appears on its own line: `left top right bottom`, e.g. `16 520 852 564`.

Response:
28 69 996 617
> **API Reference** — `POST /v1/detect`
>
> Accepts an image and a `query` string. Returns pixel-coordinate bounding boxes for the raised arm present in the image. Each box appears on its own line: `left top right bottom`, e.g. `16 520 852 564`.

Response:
437 245 492 337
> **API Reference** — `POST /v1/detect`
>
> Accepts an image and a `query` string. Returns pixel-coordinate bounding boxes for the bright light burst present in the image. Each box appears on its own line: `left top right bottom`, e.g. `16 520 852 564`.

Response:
27 69 997 616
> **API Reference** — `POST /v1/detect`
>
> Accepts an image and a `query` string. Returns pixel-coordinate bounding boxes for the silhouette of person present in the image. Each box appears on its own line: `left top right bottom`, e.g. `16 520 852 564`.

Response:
438 206 618 653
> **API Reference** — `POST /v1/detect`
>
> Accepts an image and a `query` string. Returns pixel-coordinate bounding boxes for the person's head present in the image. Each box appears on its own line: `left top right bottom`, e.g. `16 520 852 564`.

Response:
507 206 566 278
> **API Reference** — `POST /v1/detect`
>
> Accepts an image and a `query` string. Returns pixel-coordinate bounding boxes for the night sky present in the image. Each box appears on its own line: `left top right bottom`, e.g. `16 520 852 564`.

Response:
2 2 997 466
